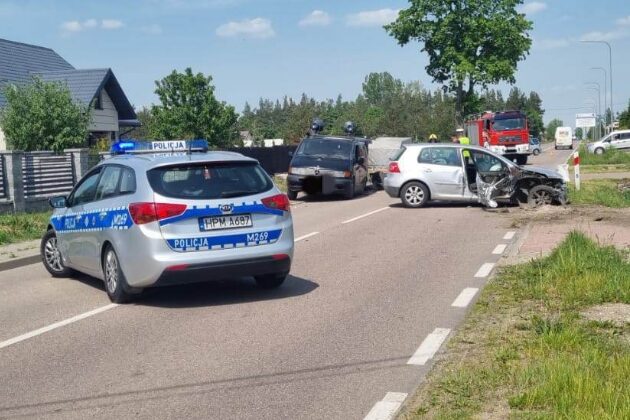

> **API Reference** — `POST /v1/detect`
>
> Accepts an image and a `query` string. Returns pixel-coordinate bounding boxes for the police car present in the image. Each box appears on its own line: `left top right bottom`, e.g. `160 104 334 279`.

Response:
40 140 294 303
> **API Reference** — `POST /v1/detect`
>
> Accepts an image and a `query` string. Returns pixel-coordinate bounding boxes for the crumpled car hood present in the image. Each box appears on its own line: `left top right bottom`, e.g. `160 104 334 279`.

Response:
520 166 563 180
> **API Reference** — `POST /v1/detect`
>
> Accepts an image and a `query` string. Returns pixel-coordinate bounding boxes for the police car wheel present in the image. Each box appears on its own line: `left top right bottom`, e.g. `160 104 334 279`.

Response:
287 190 298 200
255 273 287 289
41 230 72 277
103 246 133 303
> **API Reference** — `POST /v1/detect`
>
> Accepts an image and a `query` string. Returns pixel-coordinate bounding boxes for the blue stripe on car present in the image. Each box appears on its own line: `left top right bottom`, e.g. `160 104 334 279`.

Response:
167 229 282 252
51 208 133 233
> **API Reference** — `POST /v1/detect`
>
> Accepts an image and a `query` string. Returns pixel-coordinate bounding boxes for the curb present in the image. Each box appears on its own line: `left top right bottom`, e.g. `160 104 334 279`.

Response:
0 253 41 272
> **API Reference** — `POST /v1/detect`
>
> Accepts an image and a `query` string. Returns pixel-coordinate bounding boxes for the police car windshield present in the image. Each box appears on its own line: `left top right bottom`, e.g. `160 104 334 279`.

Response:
147 162 273 200
492 118 525 131
296 138 353 159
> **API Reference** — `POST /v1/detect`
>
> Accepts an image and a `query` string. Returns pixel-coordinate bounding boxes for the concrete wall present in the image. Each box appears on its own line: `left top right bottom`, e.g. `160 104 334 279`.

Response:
89 89 119 133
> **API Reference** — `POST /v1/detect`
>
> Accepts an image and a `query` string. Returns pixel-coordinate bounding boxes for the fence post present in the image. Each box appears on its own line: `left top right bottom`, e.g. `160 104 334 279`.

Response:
5 151 25 212
65 148 89 183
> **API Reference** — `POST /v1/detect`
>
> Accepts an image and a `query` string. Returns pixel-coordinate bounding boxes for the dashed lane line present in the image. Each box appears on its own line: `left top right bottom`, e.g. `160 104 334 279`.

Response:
492 244 508 255
407 328 451 366
503 231 516 240
295 232 320 242
341 207 390 224
451 288 479 308
0 304 118 350
474 263 495 278
363 392 408 420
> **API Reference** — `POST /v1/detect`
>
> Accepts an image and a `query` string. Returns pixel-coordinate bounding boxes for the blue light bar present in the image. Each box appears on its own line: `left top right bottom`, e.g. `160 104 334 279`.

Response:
110 139 209 155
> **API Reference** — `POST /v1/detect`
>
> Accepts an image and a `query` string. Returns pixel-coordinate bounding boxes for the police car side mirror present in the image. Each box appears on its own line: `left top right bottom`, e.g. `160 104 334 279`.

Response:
49 196 67 209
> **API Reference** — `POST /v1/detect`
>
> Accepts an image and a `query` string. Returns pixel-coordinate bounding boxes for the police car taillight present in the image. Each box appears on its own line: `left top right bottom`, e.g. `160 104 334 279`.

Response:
129 202 187 224
261 194 290 212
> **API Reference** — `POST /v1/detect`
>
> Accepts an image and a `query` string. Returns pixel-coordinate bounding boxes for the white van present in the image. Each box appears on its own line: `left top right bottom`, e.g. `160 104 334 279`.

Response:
555 127 573 150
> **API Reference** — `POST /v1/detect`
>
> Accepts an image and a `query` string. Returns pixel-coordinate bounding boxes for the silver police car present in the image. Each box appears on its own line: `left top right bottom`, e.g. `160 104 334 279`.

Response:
41 141 295 303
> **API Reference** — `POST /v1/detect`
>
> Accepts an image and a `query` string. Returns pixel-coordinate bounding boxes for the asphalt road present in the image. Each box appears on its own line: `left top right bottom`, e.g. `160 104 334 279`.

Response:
0 147 574 420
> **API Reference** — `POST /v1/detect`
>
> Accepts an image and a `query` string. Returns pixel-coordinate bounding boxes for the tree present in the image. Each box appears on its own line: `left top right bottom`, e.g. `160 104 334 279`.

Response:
122 107 153 140
150 68 238 147
0 77 90 152
545 118 563 140
385 0 532 122
618 100 630 129
575 127 583 139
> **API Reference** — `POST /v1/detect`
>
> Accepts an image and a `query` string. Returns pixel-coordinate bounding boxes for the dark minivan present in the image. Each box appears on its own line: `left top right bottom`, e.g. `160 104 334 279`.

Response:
287 134 369 200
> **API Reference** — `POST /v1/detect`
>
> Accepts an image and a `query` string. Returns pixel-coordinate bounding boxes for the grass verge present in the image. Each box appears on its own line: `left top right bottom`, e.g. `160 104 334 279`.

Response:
568 179 630 208
572 164 630 174
273 175 288 193
0 212 50 246
401 232 630 419
579 144 630 166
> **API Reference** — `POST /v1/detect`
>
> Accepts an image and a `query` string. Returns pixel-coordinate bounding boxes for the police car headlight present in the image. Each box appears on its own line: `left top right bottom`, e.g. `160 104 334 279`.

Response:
290 167 310 175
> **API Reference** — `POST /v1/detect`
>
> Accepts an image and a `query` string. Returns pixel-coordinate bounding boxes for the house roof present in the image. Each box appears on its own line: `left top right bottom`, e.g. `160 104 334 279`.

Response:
36 69 137 121
0 38 137 125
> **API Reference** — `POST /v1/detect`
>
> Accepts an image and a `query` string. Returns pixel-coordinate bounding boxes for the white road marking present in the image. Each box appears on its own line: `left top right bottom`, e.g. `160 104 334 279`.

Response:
342 207 389 224
363 392 407 420
492 244 507 255
295 232 320 242
451 288 479 308
407 328 451 366
0 304 118 350
503 231 516 240
474 263 495 278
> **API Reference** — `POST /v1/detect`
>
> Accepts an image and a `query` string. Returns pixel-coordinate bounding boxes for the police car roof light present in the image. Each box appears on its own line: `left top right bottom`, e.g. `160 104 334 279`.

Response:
110 139 209 155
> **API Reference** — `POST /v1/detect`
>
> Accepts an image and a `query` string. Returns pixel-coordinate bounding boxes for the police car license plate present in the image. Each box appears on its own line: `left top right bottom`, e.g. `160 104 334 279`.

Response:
200 214 253 231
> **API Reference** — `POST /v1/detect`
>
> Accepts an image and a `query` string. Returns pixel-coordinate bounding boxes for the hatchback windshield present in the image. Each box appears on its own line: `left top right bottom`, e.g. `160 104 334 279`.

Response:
296 138 353 159
493 117 526 131
148 162 273 199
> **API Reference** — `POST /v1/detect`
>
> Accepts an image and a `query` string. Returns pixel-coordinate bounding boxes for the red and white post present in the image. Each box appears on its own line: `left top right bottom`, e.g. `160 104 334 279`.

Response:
573 151 581 191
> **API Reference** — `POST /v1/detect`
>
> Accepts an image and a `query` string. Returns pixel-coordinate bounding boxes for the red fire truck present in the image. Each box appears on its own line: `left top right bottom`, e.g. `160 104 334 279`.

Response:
464 110 531 165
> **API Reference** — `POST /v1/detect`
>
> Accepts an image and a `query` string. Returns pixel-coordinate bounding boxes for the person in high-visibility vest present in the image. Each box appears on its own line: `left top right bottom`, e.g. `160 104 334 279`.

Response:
457 128 471 162
428 133 438 143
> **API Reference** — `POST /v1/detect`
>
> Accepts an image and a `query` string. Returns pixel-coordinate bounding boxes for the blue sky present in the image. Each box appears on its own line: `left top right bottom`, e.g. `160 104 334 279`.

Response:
1 0 629 126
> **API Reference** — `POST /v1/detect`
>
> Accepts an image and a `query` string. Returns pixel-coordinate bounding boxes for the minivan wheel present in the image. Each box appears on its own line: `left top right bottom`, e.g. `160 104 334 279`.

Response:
527 185 555 208
41 230 73 277
255 273 287 289
533 149 540 156
401 182 429 208
594 148 605 155
103 246 134 303
344 179 355 200
287 190 298 200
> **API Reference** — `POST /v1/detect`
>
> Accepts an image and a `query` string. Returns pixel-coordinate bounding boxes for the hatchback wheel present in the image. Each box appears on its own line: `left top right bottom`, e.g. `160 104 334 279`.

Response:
527 185 555 208
401 182 429 208
594 148 605 155
103 246 134 303
41 230 72 277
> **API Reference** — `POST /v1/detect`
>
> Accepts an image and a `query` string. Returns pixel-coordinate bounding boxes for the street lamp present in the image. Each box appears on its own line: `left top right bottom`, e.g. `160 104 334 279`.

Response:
585 87 601 139
584 83 601 117
581 40 613 120
590 67 608 124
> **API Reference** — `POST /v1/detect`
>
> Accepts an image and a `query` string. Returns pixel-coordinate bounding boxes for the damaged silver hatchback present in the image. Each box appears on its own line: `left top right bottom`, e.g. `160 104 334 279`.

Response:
384 144 567 208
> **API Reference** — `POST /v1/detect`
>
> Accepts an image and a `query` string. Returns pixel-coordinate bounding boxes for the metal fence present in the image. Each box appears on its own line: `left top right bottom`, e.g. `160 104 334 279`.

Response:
0 155 6 200
22 152 75 199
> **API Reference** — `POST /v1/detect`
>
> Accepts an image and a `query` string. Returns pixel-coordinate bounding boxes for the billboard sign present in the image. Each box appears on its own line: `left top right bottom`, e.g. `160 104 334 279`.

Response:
575 113 596 128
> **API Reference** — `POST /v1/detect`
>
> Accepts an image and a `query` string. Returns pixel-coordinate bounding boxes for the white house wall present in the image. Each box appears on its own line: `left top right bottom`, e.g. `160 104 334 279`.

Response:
89 89 119 132
0 127 6 151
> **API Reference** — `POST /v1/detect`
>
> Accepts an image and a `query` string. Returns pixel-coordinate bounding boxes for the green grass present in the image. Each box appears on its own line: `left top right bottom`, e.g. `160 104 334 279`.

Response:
574 164 630 174
273 175 287 193
569 179 630 208
0 211 50 246
579 144 630 166
402 232 630 419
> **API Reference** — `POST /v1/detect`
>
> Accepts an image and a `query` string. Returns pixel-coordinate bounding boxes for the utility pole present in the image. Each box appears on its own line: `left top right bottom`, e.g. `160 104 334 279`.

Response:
582 40 613 125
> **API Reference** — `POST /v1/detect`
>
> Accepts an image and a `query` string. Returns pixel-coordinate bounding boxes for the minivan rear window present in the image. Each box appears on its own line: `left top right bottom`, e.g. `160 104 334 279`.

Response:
148 162 273 199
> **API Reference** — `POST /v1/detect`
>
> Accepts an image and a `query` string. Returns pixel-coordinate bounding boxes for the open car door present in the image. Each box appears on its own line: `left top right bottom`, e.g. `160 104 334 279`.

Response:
469 150 513 208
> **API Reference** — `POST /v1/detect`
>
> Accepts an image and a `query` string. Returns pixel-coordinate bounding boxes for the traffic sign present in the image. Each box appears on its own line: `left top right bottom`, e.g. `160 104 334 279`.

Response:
575 113 596 128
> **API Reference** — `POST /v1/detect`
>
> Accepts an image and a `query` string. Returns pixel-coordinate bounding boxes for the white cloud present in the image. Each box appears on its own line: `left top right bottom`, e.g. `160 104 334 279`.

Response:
299 10 331 27
141 24 163 35
216 17 275 39
518 2 548 15
616 15 630 26
534 37 571 50
101 19 124 30
60 18 124 33
347 8 400 27
580 28 630 42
